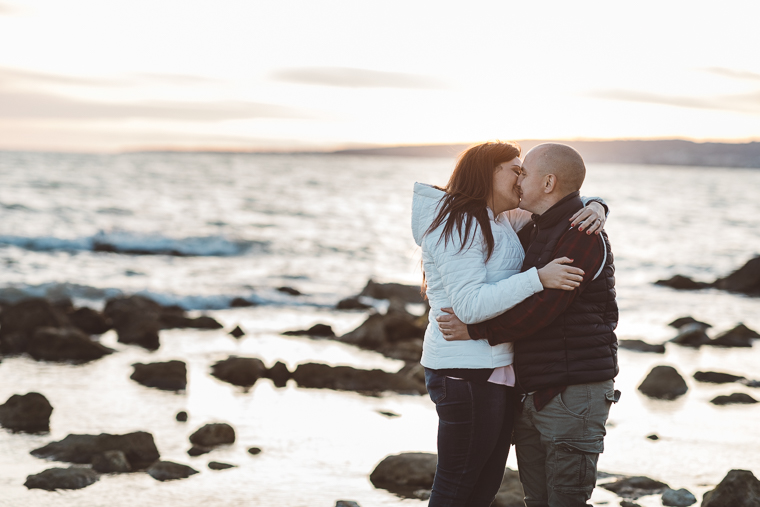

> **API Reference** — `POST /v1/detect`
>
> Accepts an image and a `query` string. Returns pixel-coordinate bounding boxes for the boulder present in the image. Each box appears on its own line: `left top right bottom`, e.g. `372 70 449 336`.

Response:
702 469 760 506
339 308 425 361
619 339 665 353
0 298 70 354
24 467 99 491
130 360 187 391
694 371 746 384
27 327 115 362
668 316 712 329
31 431 160 470
266 361 291 387
230 297 256 307
647 434 659 440
208 461 236 470
492 468 525 507
229 325 245 338
710 393 758 405
369 452 437 496
92 450 131 473
277 286 301 296
661 487 696 506
600 475 670 499
638 366 688 400
712 256 760 295
67 307 112 335
176 411 188 422
159 314 223 330
336 502 361 507
620 502 642 507
0 392 53 433
292 363 426 395
211 356 267 387
670 323 711 347
336 297 372 310
103 295 163 350
282 323 335 337
247 447 262 455
359 280 425 303
189 423 235 448
654 275 709 290
146 461 199 481
708 324 760 347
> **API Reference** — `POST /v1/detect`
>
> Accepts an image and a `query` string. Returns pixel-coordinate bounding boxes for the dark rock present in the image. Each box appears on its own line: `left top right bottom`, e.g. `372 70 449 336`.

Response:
710 393 758 405
336 296 372 310
378 410 400 418
104 295 163 350
0 392 53 433
694 371 746 384
277 286 301 296
670 323 711 347
655 275 710 290
619 339 665 353
712 256 760 295
668 316 712 329
230 297 256 307
189 423 235 448
292 363 427 395
211 356 267 387
27 327 115 362
24 467 99 491
176 411 188 422
638 366 688 400
146 461 199 481
647 434 659 440
265 361 291 387
92 450 131 473
208 461 236 470
708 324 760 347
369 452 437 496
31 431 160 470
661 487 696 506
188 445 209 456
130 360 187 391
492 468 525 507
359 280 425 303
620 502 642 507
339 308 425 362
600 475 670 499
0 298 70 354
335 502 361 507
282 323 335 337
160 314 223 330
67 307 112 335
247 447 262 455
702 469 760 506
229 325 245 338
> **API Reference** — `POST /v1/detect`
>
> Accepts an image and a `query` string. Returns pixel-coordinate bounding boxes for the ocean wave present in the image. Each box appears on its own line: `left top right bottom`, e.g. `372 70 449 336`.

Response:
0 231 268 257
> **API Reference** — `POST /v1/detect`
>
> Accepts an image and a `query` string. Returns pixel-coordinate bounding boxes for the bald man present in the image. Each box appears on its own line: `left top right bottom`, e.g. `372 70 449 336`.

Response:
438 143 620 507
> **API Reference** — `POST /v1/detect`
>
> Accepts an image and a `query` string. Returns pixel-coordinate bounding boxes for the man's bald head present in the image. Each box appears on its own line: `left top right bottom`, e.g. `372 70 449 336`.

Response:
524 143 586 193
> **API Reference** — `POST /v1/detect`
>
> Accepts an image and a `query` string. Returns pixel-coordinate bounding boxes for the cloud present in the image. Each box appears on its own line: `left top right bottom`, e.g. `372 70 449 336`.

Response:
589 89 760 114
0 91 319 121
271 66 447 89
703 67 760 81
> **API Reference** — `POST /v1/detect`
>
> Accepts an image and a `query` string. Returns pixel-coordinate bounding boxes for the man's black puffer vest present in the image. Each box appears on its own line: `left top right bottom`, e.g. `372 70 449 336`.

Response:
515 191 619 393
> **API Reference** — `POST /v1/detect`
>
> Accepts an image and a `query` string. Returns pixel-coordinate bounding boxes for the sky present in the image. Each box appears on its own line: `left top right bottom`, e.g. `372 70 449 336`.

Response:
1 0 760 152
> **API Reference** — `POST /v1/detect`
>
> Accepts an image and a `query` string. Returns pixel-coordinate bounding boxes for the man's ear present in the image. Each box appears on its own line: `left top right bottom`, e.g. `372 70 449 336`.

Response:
543 174 557 193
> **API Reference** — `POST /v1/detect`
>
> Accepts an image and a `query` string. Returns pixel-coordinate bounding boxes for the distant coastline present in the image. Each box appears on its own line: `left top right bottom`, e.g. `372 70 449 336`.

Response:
331 139 760 168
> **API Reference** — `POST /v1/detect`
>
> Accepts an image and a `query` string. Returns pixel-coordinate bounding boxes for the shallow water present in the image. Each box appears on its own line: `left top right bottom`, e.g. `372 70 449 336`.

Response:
1 152 759 506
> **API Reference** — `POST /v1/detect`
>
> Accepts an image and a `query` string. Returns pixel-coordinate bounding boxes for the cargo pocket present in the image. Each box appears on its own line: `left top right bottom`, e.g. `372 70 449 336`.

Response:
551 438 604 494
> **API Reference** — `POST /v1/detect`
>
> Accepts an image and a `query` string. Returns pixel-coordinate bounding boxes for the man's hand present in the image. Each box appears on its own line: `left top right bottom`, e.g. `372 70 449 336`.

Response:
436 308 471 341
570 201 606 235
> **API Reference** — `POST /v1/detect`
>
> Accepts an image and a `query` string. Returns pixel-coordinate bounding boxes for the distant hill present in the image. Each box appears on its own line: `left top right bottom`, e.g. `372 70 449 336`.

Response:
332 140 760 168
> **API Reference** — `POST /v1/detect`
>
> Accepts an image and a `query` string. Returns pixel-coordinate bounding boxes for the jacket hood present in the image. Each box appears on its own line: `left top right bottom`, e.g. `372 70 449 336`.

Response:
412 182 446 246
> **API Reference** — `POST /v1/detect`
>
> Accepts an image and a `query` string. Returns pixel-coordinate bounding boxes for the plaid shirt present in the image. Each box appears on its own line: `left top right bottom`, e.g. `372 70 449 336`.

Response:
467 222 605 409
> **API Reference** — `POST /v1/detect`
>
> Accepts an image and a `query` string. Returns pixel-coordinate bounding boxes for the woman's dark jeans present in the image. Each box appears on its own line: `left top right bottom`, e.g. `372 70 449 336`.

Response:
425 367 518 507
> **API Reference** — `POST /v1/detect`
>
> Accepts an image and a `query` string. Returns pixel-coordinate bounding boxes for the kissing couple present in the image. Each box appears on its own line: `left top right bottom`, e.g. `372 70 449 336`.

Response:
411 141 620 507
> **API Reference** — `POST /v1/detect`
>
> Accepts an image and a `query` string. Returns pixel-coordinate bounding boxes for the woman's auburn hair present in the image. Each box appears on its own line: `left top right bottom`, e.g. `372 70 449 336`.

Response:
426 141 522 263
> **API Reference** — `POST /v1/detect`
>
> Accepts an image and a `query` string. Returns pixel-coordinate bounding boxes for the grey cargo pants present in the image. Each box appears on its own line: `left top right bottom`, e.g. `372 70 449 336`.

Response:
514 380 617 507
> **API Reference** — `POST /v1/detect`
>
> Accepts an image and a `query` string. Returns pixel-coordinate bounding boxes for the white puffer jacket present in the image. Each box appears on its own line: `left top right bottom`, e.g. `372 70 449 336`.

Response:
412 182 542 369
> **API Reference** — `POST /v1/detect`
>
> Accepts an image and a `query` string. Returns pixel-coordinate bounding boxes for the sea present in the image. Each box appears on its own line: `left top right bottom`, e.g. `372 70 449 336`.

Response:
0 151 759 507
